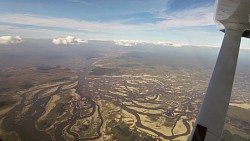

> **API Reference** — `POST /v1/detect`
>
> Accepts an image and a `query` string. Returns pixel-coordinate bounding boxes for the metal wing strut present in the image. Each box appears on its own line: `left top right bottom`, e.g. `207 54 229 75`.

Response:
191 0 250 140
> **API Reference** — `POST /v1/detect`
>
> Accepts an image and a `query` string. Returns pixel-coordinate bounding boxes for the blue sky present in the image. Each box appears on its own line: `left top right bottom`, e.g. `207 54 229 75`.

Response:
0 0 249 47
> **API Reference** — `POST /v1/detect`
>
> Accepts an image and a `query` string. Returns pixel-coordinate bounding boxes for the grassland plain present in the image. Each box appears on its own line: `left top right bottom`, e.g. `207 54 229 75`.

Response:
0 49 250 141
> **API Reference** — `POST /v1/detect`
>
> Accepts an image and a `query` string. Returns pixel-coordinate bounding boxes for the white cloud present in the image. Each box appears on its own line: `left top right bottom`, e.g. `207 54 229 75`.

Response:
113 40 189 47
52 36 88 45
152 42 189 47
154 5 215 29
0 36 23 44
66 0 98 7
0 14 134 32
114 40 147 46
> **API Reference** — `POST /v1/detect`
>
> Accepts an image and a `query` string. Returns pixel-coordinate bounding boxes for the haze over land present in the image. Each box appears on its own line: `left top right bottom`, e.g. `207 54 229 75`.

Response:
0 39 250 141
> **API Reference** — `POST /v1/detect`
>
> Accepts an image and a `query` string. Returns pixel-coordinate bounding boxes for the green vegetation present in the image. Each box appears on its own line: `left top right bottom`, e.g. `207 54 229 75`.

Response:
0 96 16 109
223 130 250 141
0 100 16 109
163 118 175 127
53 103 65 116
37 119 53 130
224 106 250 140
81 126 96 137
112 122 131 137
227 106 250 123
0 131 20 141
50 77 71 83
0 73 14 78
19 81 34 89
108 121 156 141
36 100 71 131
37 102 66 131
37 65 59 71
80 117 99 137
148 115 158 122
0 67 75 96
89 67 120 76
119 64 140 67
0 87 10 93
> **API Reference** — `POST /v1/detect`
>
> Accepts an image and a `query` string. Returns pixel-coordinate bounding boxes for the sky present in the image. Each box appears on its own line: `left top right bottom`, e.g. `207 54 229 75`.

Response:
0 0 249 48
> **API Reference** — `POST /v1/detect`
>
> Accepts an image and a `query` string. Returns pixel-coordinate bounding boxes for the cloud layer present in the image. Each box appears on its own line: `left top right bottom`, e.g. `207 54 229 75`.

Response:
114 40 145 46
52 36 88 45
0 36 23 44
113 40 189 47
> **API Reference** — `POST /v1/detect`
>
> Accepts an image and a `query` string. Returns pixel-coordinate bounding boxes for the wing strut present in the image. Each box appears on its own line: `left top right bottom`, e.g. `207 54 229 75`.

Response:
190 0 250 140
191 24 245 141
